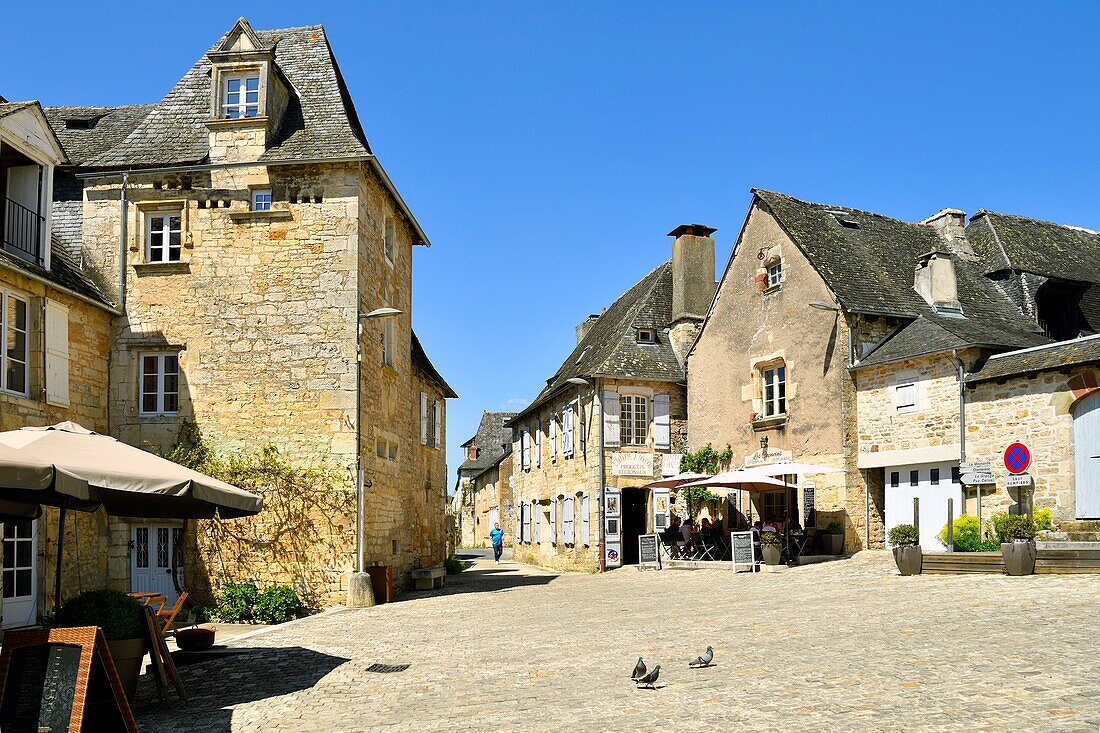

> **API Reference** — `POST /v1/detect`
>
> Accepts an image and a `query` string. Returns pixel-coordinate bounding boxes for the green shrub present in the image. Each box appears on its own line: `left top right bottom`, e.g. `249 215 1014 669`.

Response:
760 531 781 546
1033 507 1054 531
888 524 919 546
216 581 259 622
58 589 145 641
989 513 1039 543
824 521 844 535
254 585 303 624
192 605 213 623
444 556 465 574
936 514 984 551
973 539 1001 552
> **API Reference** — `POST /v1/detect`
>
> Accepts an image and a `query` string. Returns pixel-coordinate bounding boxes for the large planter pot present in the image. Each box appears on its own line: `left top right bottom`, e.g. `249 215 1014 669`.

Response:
762 544 782 566
892 544 922 575
824 533 845 556
1001 540 1036 576
106 636 147 702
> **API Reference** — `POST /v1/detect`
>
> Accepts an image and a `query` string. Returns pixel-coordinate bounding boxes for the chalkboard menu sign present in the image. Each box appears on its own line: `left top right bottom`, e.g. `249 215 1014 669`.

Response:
0 627 137 733
638 534 660 568
803 482 816 528
731 531 757 572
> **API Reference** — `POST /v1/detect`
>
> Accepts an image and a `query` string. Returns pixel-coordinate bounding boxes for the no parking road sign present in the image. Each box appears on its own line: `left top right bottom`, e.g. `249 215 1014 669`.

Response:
1003 442 1031 475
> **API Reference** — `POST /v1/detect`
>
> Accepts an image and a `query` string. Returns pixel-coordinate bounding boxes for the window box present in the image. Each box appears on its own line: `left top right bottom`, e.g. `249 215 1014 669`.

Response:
751 414 788 431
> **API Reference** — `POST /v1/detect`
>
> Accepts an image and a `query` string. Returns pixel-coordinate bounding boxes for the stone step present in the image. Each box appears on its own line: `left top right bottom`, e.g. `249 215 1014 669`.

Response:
1059 519 1100 531
1065 531 1100 542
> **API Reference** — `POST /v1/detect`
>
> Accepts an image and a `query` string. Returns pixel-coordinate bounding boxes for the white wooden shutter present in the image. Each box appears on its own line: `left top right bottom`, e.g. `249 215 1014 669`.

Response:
603 390 621 448
535 419 542 468
420 393 429 444
550 416 558 462
580 494 590 546
653 393 670 450
535 502 542 543
521 428 531 471
520 503 528 542
562 406 573 457
578 400 586 455
45 300 70 407
550 499 558 544
564 497 575 544
434 401 442 448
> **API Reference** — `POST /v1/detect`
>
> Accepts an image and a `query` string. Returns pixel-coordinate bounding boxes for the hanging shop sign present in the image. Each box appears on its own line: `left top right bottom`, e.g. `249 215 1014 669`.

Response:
660 453 683 477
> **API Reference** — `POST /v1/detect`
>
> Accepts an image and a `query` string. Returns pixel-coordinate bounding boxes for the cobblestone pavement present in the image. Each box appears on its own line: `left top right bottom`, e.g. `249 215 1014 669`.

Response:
135 552 1099 732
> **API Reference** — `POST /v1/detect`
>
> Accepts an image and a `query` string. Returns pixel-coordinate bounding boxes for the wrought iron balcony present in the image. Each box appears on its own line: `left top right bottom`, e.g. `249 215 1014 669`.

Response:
1 196 45 266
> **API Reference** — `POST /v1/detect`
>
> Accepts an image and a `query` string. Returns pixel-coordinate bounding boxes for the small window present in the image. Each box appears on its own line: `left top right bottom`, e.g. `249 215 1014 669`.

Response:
895 383 917 414
251 189 272 211
388 441 398 461
224 76 260 119
890 471 899 488
376 438 387 458
766 262 783 288
382 319 395 367
930 468 940 485
637 329 656 343
951 466 961 484
383 216 396 264
146 212 182 263
392 540 400 555
0 291 29 396
761 364 787 417
909 470 919 487
140 352 180 416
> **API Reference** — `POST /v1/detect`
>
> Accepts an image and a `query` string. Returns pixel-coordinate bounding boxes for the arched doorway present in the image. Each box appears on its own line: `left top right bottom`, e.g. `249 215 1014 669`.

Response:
1073 390 1100 518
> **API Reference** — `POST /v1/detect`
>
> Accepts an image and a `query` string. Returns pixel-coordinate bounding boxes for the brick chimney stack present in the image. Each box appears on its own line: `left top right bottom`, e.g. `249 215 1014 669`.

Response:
667 224 717 362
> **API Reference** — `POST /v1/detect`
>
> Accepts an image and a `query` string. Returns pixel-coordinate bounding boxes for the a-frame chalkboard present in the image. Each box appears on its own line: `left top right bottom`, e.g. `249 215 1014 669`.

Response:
0 626 138 733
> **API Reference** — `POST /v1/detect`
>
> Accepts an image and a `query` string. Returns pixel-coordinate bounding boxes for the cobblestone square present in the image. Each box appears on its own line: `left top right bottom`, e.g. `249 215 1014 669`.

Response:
136 552 1099 732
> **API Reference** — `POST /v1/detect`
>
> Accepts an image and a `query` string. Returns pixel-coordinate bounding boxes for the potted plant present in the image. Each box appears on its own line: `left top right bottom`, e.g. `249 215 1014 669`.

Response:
57 589 146 701
823 520 845 555
999 514 1038 576
760 531 782 565
888 523 922 575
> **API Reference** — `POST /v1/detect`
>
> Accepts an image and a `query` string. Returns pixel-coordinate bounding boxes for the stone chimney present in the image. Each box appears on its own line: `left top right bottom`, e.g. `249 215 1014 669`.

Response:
920 208 976 260
914 249 961 311
576 313 601 345
667 224 717 361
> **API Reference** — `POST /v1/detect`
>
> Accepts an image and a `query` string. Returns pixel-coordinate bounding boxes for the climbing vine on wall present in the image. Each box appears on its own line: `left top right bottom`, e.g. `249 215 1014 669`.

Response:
679 443 734 474
165 422 353 609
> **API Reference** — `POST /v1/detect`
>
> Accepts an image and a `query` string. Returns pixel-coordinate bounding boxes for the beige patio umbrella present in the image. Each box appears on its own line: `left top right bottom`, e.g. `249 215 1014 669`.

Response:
677 470 789 492
643 471 713 489
0 442 91 519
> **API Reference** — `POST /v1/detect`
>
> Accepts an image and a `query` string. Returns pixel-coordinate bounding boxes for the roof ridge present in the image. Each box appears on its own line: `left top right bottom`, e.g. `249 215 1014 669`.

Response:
974 208 1100 236
752 188 929 229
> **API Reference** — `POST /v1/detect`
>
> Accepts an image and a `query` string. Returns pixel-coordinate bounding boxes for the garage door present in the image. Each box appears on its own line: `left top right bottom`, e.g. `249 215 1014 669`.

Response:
884 462 960 550
1074 391 1100 519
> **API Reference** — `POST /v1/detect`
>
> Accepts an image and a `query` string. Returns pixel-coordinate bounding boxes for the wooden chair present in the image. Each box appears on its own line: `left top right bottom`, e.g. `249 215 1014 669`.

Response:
156 592 189 635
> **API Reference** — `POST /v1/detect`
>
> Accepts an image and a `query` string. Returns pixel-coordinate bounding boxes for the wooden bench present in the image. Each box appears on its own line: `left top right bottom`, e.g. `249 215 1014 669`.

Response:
410 566 445 591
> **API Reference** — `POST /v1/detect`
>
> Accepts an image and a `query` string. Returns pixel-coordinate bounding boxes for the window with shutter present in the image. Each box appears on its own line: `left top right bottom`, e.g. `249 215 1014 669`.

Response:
603 390 621 448
550 414 558 461
44 300 70 407
535 419 542 468
563 496 575 545
578 401 586 455
535 502 542 543
562 406 574 458
420 393 429 445
434 401 442 448
550 499 557 545
620 395 649 446
894 382 918 414
580 494 590 546
653 394 670 450
521 428 531 471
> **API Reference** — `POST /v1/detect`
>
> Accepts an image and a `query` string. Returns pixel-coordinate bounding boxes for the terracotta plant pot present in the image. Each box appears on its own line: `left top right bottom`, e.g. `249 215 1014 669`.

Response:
106 636 147 702
176 625 216 651
1001 540 1036 576
892 544 922 575
824 533 845 555
762 544 782 566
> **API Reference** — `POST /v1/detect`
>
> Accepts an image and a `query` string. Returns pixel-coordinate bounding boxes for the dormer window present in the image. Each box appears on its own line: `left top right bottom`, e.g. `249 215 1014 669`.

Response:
637 329 657 344
224 76 261 118
251 189 272 211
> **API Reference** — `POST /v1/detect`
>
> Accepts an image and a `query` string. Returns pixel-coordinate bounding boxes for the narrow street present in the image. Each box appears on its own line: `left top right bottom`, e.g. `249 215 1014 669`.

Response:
135 554 1099 732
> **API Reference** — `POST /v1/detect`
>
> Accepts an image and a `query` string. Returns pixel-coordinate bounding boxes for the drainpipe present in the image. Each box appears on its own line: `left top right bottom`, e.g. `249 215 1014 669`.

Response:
952 349 970 522
118 172 128 309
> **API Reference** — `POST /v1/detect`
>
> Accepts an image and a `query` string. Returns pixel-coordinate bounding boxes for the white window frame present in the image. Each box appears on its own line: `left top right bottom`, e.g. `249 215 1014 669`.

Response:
383 216 396 266
761 364 787 418
894 382 918 414
139 352 180 417
0 289 29 397
251 189 272 211
620 395 649 446
146 210 182 263
766 261 783 288
223 75 261 119
637 328 656 344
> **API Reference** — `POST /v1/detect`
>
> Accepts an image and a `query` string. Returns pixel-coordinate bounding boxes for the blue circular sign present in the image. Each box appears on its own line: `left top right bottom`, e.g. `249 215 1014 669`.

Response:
1004 442 1031 474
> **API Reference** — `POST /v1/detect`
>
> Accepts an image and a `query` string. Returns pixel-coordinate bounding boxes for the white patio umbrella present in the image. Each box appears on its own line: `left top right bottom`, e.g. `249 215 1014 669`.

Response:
678 470 789 492
739 461 844 527
643 472 713 489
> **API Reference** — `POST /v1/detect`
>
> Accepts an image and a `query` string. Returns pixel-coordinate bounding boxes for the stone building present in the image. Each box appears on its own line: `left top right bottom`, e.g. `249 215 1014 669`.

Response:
689 189 1099 553
9 18 457 609
509 226 715 570
455 411 516 548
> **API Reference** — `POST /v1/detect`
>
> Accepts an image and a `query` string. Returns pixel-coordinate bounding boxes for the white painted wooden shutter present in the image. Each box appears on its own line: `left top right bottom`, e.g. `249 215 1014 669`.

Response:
434 401 442 448
578 400 586 455
535 502 542 543
521 503 529 542
653 394 670 450
653 489 671 531
420 393 429 445
521 428 531 471
535 419 542 468
550 416 557 462
603 390 621 448
45 300 70 407
564 497 575 544
580 494 590 546
562 406 574 458
550 499 558 544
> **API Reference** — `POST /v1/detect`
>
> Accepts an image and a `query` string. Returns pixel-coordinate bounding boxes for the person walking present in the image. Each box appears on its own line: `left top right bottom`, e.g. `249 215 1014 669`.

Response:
489 523 505 563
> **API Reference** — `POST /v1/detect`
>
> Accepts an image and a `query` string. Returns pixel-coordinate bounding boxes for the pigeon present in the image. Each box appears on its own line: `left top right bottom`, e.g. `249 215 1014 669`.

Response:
631 657 647 681
689 646 714 668
634 664 660 689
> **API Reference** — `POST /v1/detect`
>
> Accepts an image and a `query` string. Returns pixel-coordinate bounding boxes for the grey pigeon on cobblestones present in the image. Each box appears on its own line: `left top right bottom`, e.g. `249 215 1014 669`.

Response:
689 646 714 668
631 657 647 681
634 664 660 689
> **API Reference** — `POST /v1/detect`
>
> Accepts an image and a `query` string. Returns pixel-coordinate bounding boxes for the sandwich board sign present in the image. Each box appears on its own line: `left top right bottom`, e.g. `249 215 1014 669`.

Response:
638 534 661 569
730 530 758 573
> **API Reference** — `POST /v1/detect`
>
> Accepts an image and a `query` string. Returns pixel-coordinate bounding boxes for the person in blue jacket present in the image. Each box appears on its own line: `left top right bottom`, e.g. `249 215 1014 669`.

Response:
489 523 505 562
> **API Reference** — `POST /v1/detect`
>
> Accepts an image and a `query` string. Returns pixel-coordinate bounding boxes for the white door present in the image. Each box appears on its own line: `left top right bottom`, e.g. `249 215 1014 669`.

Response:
131 524 183 603
1073 391 1100 518
2 519 38 628
885 462 960 550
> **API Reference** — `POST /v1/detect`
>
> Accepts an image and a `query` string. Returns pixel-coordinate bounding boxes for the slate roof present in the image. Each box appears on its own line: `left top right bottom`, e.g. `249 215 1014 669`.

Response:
49 24 371 168
966 335 1100 383
0 236 114 308
0 101 38 119
411 331 457 398
967 211 1100 282
458 412 517 477
751 190 1050 368
509 261 684 422
43 106 155 166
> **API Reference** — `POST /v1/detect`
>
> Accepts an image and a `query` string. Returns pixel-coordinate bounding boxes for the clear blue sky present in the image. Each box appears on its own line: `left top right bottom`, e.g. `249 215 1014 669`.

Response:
5 2 1100 479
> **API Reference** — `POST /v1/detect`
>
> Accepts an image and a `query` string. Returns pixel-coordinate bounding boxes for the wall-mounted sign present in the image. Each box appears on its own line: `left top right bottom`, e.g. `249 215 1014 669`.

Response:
605 543 621 568
604 489 620 517
638 534 660 569
802 482 816 528
605 517 620 538
730 531 757 573
612 452 655 477
661 453 683 477
1006 473 1032 488
1004 442 1031 475
744 448 792 467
